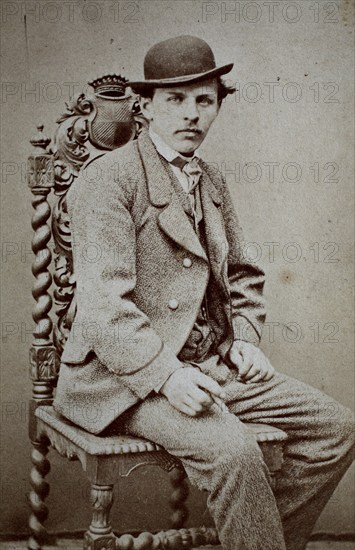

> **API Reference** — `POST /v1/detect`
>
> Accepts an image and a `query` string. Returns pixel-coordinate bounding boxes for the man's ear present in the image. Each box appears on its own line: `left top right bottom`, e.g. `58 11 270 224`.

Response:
139 96 154 121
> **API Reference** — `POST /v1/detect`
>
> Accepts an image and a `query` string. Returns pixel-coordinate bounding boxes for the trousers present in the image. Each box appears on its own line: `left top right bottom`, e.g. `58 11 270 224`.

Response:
115 356 354 550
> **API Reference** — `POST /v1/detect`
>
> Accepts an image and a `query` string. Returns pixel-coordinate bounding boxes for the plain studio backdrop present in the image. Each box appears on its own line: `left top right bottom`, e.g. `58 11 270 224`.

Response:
0 0 354 539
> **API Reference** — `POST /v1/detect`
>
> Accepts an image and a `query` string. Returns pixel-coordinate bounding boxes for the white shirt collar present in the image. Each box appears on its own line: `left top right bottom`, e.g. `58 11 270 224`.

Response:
149 126 199 165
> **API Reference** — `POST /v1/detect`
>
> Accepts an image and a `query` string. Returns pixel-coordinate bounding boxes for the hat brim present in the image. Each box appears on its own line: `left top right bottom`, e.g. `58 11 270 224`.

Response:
127 63 234 92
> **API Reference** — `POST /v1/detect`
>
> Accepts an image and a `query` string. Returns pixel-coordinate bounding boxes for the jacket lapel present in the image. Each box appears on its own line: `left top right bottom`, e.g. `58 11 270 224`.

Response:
198 162 229 284
137 129 208 262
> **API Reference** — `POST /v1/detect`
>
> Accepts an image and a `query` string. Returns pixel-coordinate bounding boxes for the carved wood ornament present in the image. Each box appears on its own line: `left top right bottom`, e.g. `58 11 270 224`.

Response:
51 75 147 364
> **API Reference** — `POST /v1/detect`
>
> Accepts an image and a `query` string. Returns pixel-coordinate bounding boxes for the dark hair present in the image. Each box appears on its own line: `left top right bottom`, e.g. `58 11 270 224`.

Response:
217 77 236 103
136 77 236 105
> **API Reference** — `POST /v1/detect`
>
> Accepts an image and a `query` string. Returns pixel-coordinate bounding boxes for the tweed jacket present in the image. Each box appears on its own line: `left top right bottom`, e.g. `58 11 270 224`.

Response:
53 129 266 433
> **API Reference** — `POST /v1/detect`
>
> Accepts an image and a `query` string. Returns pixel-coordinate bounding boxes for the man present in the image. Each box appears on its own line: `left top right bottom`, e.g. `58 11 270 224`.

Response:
54 36 354 550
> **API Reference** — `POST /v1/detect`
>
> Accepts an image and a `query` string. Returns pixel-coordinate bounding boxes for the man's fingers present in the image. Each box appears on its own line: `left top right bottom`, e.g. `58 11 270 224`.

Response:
179 403 200 416
229 347 244 370
212 396 229 413
262 367 275 381
237 363 253 378
245 371 266 384
185 393 228 415
246 365 275 383
243 364 261 381
187 386 214 408
194 372 226 400
231 346 257 379
229 343 276 383
233 350 254 377
184 395 204 414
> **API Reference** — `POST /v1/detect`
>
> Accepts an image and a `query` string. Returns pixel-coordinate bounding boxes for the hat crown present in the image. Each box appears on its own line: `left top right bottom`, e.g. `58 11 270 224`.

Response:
127 35 233 90
144 35 216 81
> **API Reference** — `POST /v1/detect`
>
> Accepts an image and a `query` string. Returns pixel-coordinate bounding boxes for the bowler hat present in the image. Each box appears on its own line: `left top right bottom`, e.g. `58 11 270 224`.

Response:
127 35 233 92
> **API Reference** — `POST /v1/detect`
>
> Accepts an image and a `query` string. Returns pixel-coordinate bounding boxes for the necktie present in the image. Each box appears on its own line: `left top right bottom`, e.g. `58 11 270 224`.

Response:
171 156 202 193
182 157 202 194
171 156 202 227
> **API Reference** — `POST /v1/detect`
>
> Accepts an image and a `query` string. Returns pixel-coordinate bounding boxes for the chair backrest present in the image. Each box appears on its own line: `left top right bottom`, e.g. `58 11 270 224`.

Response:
27 75 146 409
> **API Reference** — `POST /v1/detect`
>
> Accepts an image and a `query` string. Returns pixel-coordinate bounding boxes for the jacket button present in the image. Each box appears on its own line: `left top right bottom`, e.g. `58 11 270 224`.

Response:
183 257 192 268
168 299 179 310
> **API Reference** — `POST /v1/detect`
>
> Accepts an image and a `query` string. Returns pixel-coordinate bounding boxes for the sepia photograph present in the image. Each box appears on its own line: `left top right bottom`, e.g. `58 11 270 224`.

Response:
1 1 354 549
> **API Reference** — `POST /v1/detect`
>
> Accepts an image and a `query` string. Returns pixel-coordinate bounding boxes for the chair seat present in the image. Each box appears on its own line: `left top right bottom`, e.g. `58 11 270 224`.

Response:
31 405 288 549
35 405 287 456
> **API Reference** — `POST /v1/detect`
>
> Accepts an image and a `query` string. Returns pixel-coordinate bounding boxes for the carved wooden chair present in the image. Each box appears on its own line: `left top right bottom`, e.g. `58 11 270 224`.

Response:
27 75 288 550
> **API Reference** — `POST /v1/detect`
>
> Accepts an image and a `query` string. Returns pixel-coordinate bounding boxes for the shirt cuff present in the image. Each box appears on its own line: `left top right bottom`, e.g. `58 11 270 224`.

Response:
154 371 178 393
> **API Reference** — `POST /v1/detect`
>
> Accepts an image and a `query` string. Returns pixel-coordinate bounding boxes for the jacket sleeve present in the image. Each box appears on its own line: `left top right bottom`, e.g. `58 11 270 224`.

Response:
220 179 266 346
64 156 183 399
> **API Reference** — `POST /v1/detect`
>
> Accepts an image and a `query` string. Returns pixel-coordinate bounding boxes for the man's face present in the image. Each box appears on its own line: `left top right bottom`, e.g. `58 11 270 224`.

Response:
140 79 220 155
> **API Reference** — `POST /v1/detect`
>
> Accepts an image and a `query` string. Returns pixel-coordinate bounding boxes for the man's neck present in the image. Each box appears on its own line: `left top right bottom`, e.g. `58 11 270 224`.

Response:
148 126 198 162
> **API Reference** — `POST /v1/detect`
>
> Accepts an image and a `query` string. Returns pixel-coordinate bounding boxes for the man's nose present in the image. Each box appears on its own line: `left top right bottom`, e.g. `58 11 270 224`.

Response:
183 100 199 122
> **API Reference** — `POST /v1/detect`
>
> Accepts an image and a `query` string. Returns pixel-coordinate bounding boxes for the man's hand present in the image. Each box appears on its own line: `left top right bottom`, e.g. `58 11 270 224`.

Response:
160 367 228 416
229 341 275 383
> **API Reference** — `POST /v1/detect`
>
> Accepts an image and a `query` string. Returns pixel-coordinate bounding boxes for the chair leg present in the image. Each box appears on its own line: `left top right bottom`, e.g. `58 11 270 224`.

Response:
169 466 189 529
84 484 117 550
28 438 50 550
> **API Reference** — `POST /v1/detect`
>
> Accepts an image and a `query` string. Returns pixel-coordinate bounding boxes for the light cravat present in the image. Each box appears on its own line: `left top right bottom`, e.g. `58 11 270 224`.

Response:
170 156 202 224
171 156 202 191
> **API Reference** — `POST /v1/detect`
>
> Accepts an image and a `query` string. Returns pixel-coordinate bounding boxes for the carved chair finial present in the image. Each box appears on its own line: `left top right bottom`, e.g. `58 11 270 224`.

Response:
88 74 129 98
30 124 51 154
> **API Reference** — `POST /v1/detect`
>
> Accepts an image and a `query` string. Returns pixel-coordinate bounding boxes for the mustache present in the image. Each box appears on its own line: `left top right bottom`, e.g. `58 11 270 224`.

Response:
175 128 202 134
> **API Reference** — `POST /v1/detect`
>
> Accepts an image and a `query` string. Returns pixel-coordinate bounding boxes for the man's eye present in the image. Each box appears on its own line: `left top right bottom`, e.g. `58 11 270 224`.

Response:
199 97 214 106
167 96 182 103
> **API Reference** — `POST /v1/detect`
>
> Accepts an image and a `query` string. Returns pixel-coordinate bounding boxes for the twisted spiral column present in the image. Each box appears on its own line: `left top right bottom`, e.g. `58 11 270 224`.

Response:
28 439 50 550
169 467 189 529
30 189 56 402
28 127 56 402
31 190 53 345
27 126 55 550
